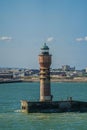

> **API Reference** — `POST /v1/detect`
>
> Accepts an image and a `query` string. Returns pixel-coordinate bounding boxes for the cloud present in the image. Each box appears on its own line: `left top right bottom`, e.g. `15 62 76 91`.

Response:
84 36 87 41
76 38 83 42
46 37 54 43
0 36 12 41
76 36 87 42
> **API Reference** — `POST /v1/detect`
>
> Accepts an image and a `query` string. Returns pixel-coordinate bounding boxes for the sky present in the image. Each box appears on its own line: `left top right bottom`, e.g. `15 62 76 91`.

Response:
0 0 87 69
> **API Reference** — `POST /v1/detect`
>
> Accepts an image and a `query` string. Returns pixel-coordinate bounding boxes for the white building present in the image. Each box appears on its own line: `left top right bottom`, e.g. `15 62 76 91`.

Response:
86 67 87 73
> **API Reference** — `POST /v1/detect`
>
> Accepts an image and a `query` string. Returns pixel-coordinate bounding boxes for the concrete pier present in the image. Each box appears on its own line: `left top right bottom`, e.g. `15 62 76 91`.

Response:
21 100 87 113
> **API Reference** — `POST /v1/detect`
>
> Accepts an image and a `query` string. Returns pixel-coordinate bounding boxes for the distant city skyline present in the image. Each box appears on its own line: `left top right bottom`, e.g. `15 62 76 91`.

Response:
0 0 87 69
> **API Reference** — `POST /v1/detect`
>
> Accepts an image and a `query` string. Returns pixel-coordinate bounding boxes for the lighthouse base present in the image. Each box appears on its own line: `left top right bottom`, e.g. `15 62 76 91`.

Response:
21 100 87 113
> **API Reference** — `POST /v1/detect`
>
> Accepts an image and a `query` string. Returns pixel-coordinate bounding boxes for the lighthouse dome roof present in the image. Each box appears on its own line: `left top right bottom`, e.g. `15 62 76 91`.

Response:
41 43 49 50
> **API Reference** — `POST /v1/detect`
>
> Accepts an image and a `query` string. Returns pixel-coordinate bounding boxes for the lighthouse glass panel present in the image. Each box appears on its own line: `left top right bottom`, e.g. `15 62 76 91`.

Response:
41 50 49 54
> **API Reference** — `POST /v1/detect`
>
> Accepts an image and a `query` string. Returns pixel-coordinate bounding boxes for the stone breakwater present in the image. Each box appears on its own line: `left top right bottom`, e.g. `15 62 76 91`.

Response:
51 77 87 82
21 100 87 113
24 77 87 82
0 77 87 83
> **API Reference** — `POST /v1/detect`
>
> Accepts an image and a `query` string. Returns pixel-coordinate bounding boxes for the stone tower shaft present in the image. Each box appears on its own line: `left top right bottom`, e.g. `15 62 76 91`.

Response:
39 43 52 102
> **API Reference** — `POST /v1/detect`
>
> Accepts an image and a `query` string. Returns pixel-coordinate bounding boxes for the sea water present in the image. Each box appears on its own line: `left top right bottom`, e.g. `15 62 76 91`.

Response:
0 82 87 130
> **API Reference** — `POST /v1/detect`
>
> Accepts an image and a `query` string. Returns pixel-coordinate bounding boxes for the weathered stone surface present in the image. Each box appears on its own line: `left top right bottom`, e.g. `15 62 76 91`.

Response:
21 100 87 113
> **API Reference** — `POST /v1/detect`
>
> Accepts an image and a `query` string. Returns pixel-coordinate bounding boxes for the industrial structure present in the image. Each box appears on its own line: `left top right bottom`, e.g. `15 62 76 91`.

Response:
21 43 87 113
39 43 52 102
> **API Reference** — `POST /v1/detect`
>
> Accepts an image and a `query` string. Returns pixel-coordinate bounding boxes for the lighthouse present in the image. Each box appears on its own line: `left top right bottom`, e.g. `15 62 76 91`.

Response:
39 43 52 102
21 42 87 113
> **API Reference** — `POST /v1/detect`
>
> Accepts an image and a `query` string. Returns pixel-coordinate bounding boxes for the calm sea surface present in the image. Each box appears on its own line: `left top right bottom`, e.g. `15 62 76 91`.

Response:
0 82 87 130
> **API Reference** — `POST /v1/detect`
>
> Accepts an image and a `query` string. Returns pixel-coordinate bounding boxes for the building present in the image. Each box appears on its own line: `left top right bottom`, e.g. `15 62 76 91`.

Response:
39 43 53 101
62 65 75 71
86 67 87 73
0 72 13 79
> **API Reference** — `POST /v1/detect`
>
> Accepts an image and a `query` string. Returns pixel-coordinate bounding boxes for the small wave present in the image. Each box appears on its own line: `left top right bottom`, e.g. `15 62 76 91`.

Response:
14 109 22 113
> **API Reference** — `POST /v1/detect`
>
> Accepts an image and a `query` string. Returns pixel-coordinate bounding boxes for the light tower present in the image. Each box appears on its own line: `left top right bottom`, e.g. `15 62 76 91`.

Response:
39 43 52 102
21 42 87 113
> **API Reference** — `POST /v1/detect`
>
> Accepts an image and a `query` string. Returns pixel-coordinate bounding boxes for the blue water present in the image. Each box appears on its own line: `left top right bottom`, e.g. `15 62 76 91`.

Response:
0 82 87 130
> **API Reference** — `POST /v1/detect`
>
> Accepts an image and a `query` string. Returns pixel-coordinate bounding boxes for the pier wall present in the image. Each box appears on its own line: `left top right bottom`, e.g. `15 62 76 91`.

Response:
21 100 87 113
